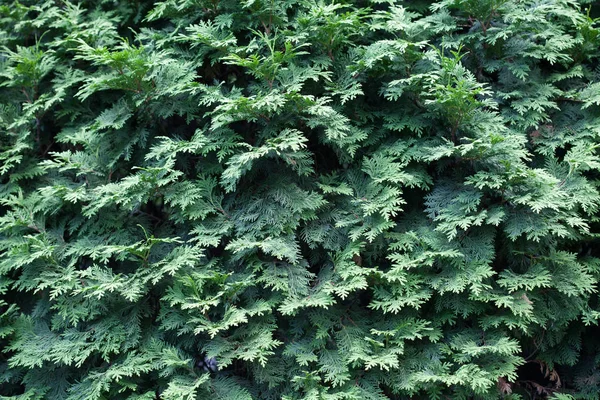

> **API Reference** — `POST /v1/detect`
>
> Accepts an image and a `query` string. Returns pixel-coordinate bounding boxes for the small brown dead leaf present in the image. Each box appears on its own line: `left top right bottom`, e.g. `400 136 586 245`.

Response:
497 377 512 395
521 293 533 305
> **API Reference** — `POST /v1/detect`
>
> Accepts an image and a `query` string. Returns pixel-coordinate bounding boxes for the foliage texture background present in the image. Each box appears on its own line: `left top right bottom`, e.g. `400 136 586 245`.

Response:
2 0 600 399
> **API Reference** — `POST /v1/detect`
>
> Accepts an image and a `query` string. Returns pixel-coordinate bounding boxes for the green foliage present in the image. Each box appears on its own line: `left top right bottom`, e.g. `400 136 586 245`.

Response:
2 0 600 399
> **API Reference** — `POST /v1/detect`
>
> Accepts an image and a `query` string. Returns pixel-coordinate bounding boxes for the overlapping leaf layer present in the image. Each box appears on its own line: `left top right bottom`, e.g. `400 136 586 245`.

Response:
1 1 600 399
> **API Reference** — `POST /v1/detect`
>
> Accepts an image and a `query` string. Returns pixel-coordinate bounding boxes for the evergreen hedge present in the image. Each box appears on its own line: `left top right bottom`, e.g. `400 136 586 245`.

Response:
1 0 600 399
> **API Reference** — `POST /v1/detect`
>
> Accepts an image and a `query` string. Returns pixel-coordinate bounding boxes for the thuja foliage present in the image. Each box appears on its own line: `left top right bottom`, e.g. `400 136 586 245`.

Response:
2 0 600 399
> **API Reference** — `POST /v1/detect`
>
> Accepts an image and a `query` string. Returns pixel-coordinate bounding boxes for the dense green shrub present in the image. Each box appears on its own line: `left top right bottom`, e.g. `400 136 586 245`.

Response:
2 0 600 398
